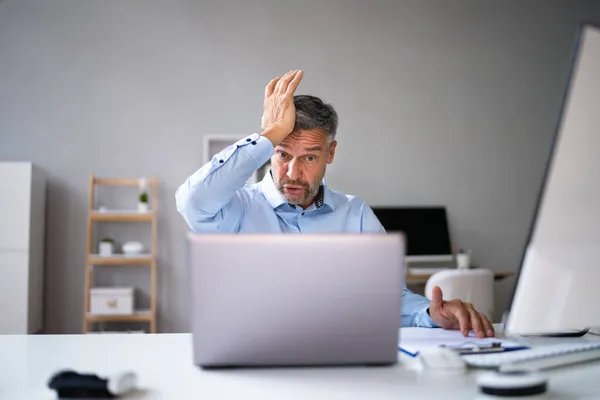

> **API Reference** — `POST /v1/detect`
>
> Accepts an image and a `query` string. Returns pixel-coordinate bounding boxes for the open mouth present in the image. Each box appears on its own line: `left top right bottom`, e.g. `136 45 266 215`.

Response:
283 186 304 195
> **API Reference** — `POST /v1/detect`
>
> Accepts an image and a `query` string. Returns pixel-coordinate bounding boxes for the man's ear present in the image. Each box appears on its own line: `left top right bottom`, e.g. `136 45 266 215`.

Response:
327 140 337 164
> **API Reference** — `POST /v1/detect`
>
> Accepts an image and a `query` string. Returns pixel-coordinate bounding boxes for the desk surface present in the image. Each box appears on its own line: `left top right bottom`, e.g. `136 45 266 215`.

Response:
1 329 599 399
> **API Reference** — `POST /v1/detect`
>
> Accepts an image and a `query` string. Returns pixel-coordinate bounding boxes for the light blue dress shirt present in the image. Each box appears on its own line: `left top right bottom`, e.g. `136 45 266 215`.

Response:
175 132 437 327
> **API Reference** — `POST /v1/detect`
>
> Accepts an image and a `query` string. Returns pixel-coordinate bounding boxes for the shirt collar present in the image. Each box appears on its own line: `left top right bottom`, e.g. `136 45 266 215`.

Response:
259 169 335 211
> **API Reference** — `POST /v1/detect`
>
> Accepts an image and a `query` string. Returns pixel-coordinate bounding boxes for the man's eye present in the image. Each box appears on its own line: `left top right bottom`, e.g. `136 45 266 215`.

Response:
278 151 288 158
306 155 316 162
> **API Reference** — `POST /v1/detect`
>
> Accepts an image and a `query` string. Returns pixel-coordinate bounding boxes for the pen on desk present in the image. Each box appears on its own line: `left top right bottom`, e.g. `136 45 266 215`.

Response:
440 341 505 354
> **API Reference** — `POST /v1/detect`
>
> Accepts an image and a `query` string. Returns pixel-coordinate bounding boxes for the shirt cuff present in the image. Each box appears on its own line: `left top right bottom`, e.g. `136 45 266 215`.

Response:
235 133 274 169
414 306 439 328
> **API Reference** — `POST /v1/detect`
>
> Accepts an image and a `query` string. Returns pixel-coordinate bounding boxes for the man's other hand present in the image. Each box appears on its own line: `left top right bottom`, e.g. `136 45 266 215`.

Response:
261 69 303 146
428 285 495 338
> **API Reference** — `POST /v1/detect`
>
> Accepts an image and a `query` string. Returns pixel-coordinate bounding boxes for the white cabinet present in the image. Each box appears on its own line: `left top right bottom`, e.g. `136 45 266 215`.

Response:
0 252 29 333
0 162 46 334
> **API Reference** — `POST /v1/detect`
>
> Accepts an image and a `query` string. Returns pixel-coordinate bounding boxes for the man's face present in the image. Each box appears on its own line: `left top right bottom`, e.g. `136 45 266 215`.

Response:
271 129 337 209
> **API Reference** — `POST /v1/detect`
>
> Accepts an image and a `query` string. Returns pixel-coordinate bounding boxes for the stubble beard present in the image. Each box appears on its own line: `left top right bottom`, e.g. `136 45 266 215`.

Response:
276 174 323 206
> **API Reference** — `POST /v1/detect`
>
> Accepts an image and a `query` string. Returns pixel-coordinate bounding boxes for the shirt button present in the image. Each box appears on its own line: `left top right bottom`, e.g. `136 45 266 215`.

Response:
246 138 251 142
251 141 257 145
219 160 224 163
301 212 305 215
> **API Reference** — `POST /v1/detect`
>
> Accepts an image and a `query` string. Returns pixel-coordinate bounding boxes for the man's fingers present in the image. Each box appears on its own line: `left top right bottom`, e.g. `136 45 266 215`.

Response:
455 305 470 336
265 77 279 98
274 70 294 92
285 69 303 94
430 286 444 309
469 309 485 338
481 313 495 337
276 70 298 93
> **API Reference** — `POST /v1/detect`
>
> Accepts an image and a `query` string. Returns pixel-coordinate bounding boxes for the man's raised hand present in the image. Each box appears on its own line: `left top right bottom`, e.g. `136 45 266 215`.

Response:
261 70 304 146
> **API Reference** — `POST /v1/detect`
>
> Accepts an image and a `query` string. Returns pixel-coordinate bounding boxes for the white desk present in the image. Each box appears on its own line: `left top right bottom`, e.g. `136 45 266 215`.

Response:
1 329 600 399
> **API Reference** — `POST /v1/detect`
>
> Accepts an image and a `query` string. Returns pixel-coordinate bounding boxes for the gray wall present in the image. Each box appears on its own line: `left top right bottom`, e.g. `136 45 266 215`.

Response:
1 0 599 333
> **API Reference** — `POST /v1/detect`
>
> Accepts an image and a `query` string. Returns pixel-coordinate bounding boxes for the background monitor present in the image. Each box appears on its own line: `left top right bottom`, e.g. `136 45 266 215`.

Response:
371 206 453 263
505 22 600 335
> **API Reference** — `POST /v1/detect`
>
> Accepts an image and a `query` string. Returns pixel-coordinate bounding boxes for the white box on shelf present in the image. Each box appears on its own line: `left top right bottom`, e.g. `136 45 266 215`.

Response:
90 287 134 315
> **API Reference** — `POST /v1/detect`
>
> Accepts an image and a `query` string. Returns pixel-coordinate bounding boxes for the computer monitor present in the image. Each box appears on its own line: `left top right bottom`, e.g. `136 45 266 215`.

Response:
505 22 600 336
371 206 453 263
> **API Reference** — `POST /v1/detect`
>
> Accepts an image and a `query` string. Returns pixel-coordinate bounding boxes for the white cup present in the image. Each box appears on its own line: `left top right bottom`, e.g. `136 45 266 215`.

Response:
456 252 471 269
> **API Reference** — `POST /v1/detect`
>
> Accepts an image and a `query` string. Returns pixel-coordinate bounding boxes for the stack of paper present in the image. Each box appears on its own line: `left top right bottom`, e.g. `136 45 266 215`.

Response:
399 327 529 357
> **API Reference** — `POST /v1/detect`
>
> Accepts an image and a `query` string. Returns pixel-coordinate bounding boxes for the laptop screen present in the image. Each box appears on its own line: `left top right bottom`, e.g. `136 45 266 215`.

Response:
371 207 452 257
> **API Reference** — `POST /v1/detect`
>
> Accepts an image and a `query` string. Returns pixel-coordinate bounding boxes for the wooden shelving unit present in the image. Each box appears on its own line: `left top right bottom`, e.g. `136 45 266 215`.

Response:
83 174 158 334
86 310 153 323
87 254 154 266
89 211 155 222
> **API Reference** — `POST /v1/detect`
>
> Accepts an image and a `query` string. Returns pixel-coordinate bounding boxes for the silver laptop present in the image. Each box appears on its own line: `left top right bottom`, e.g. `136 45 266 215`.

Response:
187 233 405 368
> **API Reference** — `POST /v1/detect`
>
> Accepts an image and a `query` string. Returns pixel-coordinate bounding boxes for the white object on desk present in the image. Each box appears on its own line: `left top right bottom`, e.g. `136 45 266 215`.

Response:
456 251 471 269
0 162 46 334
108 371 138 395
414 347 466 371
462 341 600 372
90 287 134 315
425 269 494 320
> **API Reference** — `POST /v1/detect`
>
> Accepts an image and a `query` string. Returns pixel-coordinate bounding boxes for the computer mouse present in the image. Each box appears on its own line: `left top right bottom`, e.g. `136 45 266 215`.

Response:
416 347 466 371
47 369 138 398
477 370 548 397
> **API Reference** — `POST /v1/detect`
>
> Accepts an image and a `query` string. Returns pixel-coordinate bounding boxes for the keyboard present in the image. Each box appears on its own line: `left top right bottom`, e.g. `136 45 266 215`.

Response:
462 342 600 372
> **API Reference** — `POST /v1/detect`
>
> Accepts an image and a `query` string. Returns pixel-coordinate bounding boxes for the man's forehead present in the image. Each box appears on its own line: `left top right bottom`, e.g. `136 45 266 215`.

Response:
279 129 328 150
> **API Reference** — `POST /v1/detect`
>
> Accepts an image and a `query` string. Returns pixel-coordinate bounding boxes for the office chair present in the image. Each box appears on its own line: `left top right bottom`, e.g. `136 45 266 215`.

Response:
425 269 494 320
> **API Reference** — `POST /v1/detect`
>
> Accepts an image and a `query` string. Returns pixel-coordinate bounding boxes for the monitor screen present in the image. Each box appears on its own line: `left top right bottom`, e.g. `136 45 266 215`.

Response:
505 23 600 334
371 207 452 257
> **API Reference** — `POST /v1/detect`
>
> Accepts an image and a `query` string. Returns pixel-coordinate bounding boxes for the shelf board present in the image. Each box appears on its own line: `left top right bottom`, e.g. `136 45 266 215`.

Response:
88 254 154 265
94 178 157 187
86 310 153 323
90 210 155 222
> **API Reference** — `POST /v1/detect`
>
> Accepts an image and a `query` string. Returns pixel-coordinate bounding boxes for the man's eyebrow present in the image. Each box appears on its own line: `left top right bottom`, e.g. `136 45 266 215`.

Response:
304 146 323 152
277 144 323 152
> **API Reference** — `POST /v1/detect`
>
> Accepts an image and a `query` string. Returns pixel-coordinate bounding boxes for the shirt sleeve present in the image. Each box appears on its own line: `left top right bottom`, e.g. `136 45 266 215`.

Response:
359 202 439 328
175 133 274 232
402 288 438 328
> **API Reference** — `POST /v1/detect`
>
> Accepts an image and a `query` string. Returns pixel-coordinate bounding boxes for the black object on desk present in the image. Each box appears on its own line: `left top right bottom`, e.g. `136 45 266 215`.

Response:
48 369 137 398
477 371 548 397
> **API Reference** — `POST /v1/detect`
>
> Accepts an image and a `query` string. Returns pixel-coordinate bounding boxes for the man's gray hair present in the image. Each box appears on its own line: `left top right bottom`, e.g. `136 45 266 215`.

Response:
293 95 338 142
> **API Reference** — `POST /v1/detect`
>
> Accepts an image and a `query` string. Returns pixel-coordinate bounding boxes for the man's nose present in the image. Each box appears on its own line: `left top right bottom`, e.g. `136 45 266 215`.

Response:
286 159 301 181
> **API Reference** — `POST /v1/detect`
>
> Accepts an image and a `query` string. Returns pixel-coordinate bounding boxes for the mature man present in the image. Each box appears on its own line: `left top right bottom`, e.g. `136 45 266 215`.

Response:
176 70 494 338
